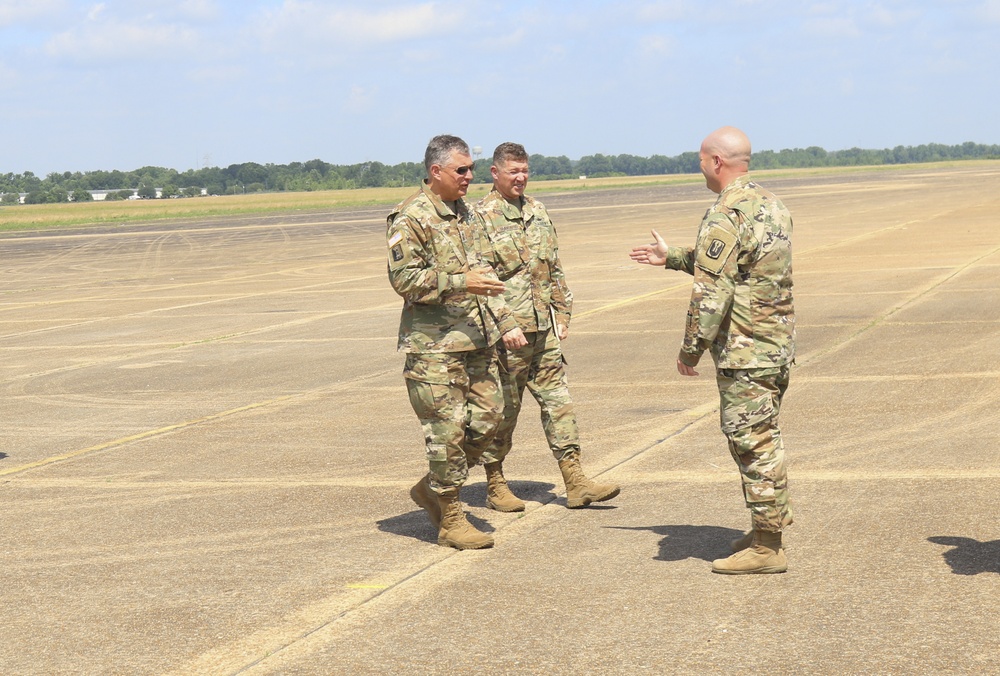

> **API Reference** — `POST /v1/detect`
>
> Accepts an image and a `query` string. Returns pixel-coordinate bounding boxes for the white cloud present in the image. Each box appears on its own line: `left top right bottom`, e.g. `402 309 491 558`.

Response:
977 0 1000 22
86 3 105 22
254 1 468 48
45 18 199 61
802 16 862 39
636 0 689 22
866 3 919 27
0 0 69 27
176 0 220 21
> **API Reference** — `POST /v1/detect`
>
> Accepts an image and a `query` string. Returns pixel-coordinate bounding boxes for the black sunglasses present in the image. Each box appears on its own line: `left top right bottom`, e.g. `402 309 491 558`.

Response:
451 163 475 175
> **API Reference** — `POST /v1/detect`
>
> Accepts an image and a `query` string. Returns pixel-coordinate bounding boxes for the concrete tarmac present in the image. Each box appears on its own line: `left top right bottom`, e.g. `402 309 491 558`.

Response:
2 164 999 675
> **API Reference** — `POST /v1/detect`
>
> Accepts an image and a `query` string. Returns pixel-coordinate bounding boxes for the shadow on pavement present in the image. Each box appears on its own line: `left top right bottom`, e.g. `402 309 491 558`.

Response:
377 511 439 544
928 536 1000 575
377 510 500 543
608 524 744 562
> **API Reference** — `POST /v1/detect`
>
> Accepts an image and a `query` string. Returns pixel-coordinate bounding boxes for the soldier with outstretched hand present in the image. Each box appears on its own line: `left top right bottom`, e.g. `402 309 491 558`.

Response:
630 126 795 574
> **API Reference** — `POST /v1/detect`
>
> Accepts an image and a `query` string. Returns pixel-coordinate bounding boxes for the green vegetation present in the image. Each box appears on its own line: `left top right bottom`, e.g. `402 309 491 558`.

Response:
2 142 998 205
1 162 993 234
2 142 999 232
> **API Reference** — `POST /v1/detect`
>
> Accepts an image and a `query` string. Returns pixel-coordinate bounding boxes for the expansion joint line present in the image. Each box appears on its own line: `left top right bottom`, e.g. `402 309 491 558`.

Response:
0 369 395 479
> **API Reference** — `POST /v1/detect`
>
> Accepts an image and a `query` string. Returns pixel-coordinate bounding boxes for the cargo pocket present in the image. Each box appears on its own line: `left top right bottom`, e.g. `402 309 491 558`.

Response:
718 370 777 435
403 353 463 385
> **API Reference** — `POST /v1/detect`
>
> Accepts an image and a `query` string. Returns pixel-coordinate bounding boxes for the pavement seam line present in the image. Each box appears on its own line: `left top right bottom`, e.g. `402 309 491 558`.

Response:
0 369 396 478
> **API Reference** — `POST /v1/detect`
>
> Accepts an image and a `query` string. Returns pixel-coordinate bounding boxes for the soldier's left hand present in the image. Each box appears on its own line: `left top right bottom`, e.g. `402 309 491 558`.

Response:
502 328 529 349
466 267 506 296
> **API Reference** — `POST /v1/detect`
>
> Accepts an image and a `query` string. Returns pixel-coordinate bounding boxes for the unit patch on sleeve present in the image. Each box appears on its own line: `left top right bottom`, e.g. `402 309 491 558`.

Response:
695 226 737 275
387 230 411 270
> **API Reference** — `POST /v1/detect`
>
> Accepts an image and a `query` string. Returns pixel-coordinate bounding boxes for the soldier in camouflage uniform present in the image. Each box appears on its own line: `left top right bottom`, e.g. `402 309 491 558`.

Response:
387 135 525 550
630 127 794 574
475 142 620 511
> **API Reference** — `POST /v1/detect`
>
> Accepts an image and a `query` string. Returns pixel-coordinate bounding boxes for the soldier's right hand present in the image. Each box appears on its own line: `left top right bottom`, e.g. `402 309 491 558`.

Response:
466 267 506 296
629 229 669 266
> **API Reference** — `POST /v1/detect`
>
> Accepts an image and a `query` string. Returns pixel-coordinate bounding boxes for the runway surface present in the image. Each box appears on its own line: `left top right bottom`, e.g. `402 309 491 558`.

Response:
2 164 999 674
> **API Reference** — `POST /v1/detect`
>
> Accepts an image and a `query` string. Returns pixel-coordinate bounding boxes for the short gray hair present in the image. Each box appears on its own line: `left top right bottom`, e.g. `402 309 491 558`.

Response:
424 135 470 173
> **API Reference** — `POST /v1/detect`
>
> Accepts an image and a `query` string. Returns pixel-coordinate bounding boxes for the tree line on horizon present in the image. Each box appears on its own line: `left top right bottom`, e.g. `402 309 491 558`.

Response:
1 141 998 205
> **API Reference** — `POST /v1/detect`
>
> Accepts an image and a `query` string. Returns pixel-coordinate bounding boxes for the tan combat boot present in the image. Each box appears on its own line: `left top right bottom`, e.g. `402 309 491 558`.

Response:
484 462 525 512
713 530 787 574
730 530 753 553
409 473 441 529
731 528 789 553
557 455 620 508
437 493 494 550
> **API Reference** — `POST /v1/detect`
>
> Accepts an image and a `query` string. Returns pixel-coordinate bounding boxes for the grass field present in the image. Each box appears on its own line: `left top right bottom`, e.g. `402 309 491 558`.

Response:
3 161 985 232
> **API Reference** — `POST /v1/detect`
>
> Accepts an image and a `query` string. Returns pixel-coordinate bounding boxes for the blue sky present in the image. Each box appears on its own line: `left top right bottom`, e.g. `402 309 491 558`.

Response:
1 0 998 175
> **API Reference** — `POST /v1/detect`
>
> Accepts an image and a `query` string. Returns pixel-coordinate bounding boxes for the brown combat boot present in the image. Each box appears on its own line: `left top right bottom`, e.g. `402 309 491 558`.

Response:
409 473 441 529
557 455 620 508
713 530 787 574
437 492 494 550
485 462 525 512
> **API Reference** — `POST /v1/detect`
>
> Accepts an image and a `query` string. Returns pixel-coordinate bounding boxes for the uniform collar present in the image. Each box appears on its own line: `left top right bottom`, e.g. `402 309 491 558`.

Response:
720 174 752 195
490 187 532 221
422 180 467 219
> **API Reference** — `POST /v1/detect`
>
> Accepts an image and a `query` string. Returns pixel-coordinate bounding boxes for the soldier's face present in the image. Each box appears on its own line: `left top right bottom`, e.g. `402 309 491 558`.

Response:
491 159 529 202
432 151 475 201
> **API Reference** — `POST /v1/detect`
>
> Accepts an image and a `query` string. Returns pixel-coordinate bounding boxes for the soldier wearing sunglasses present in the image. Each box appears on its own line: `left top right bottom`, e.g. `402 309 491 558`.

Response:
387 134 527 550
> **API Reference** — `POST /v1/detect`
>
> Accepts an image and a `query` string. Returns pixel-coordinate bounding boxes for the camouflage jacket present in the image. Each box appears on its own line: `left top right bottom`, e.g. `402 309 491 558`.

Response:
664 175 795 369
475 188 572 333
387 182 517 353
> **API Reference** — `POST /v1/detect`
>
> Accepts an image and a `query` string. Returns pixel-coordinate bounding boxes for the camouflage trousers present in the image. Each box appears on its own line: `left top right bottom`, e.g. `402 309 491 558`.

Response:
482 329 579 465
716 365 793 533
404 347 504 496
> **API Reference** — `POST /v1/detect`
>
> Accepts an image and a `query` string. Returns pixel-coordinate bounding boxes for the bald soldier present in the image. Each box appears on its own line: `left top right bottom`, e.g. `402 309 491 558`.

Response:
387 134 526 550
630 127 795 574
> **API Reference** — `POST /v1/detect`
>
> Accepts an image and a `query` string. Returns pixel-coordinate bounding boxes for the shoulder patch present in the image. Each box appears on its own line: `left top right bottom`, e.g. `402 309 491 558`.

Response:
695 226 738 275
387 229 412 271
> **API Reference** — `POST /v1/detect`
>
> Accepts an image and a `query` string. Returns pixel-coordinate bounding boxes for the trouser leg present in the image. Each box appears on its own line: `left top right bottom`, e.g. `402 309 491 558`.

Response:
404 348 502 495
480 336 534 465
461 347 504 469
525 330 580 461
718 366 793 532
725 420 793 532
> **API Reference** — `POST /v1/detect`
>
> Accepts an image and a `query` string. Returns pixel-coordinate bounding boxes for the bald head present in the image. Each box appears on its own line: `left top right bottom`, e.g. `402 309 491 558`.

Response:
698 126 751 193
702 126 751 168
